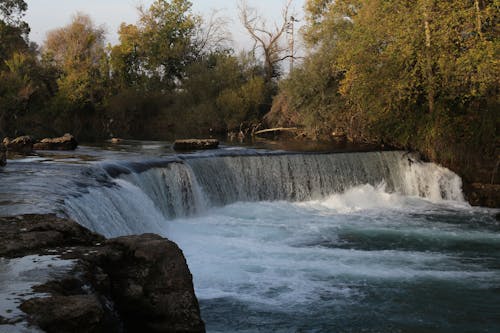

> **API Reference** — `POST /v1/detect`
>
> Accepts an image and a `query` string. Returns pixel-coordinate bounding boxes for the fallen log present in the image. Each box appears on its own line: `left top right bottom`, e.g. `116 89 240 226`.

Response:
253 127 299 136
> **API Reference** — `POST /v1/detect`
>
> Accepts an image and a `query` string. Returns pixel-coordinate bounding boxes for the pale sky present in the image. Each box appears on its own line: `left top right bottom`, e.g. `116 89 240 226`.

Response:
25 0 305 51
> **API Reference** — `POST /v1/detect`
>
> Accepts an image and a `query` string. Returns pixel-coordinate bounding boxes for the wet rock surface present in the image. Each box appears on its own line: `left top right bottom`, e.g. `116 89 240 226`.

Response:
3 136 34 154
0 214 205 333
33 133 78 151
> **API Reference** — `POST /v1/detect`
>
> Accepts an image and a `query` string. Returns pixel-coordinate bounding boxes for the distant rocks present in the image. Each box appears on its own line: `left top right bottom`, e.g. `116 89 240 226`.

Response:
174 139 219 151
3 135 34 154
1 134 78 161
33 133 78 151
0 214 205 333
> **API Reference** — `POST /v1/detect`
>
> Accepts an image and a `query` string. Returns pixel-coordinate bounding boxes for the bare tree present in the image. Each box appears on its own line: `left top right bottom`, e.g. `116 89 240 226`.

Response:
239 0 293 82
194 9 232 56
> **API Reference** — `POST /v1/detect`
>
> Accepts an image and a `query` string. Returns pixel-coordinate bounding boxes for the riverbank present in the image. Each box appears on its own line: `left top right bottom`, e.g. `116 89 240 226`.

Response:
0 214 205 333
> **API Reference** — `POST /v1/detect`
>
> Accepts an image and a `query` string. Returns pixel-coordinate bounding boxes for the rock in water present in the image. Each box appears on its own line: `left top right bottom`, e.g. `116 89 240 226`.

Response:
33 133 78 150
173 139 219 151
0 143 6 166
101 234 205 332
3 136 34 154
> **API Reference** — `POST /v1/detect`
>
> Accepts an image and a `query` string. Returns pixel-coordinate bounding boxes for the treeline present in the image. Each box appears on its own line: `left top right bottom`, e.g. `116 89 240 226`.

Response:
1 0 498 178
0 0 276 140
270 0 498 178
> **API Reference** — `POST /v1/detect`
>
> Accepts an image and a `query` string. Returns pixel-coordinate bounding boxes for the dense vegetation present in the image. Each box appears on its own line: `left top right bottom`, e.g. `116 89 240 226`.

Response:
0 0 276 140
270 0 498 181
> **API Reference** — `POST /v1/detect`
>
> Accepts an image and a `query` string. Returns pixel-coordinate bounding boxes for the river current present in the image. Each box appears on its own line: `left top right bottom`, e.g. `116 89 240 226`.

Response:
0 141 499 332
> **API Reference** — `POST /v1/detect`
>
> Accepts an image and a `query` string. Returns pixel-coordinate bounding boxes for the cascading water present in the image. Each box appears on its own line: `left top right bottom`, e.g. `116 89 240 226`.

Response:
64 151 464 237
2 145 498 332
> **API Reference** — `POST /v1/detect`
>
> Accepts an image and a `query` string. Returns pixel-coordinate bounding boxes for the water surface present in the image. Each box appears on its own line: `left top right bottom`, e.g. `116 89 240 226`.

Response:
0 140 498 332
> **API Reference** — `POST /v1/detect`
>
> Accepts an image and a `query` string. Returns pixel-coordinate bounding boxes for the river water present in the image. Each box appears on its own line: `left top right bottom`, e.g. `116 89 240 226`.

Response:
0 141 499 332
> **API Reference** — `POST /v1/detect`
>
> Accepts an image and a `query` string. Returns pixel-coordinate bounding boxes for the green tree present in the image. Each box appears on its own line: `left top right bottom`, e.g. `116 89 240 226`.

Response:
276 0 498 170
138 0 199 87
42 13 108 136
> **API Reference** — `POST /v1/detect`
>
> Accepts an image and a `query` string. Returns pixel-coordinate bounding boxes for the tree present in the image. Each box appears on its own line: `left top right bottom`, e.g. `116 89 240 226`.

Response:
239 0 293 82
275 0 498 165
138 0 199 87
43 13 106 105
109 23 142 90
42 13 108 136
0 0 29 67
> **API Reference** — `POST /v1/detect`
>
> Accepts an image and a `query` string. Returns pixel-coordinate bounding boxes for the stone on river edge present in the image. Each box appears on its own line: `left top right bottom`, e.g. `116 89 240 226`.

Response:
33 133 78 151
0 214 205 333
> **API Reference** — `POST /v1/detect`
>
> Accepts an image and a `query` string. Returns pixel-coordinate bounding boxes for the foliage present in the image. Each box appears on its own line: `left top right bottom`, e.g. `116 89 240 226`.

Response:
275 0 499 173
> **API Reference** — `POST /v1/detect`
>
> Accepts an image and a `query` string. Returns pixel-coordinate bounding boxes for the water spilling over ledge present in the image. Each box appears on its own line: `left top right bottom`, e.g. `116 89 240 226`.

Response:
64 150 464 238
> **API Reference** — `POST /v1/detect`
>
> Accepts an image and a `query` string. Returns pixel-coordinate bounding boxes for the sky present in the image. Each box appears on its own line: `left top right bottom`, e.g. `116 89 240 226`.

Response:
24 0 305 51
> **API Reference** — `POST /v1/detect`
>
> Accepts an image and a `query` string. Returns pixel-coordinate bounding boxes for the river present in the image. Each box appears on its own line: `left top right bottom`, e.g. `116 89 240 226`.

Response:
1 140 499 332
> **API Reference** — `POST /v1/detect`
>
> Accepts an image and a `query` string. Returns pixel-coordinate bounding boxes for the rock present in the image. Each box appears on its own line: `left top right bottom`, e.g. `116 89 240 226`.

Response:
464 183 500 208
110 137 122 144
173 139 219 151
98 234 205 333
0 214 205 333
20 295 104 333
33 133 78 151
0 214 103 258
3 136 34 154
0 143 6 166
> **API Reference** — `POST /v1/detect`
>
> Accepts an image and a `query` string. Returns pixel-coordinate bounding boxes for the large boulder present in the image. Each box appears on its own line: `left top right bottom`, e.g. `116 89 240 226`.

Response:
97 234 205 333
174 139 219 151
33 133 78 151
3 136 34 154
0 143 5 166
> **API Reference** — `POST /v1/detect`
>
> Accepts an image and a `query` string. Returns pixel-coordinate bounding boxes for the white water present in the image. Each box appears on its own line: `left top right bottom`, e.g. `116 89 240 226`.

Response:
59 150 500 332
65 151 464 237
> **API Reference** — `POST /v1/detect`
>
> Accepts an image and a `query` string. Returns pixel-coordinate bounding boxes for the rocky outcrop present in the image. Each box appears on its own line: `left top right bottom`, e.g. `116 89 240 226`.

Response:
3 136 34 154
173 139 219 151
33 133 78 151
0 143 5 166
0 214 205 333
98 234 204 333
464 183 500 208
0 214 103 258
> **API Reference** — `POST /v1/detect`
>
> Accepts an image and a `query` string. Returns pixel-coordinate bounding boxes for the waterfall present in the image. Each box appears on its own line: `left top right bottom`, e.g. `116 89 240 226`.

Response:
64 151 464 237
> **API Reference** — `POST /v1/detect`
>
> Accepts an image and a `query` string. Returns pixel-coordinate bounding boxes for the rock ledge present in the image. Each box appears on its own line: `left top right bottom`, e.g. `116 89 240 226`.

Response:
0 214 205 333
